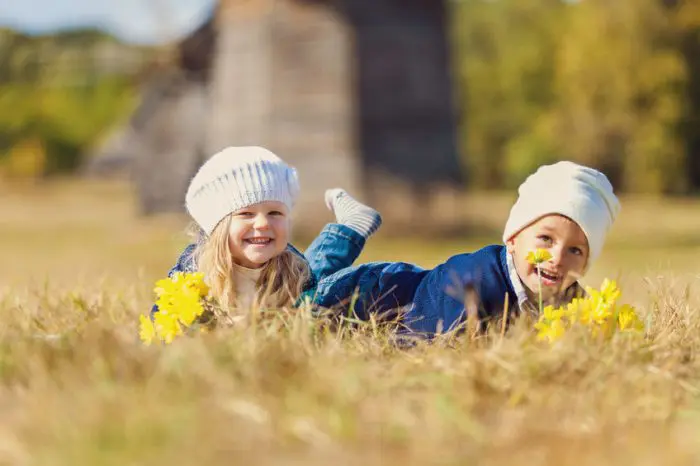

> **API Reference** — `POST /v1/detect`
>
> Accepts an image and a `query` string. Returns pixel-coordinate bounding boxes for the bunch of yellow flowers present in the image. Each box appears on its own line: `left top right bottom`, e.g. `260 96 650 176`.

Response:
139 272 212 345
534 278 644 343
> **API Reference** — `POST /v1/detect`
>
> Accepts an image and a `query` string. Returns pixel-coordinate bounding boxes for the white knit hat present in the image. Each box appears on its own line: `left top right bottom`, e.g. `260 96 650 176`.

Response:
185 146 300 235
503 161 620 264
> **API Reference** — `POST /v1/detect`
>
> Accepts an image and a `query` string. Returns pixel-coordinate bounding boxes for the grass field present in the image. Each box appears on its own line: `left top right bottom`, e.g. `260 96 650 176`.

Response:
1 178 700 465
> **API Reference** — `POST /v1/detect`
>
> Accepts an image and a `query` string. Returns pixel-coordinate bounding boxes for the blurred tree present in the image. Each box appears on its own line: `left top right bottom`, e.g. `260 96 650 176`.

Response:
541 0 686 193
2 138 46 179
0 28 146 178
454 0 689 194
4 0 700 198
452 0 565 188
672 0 700 191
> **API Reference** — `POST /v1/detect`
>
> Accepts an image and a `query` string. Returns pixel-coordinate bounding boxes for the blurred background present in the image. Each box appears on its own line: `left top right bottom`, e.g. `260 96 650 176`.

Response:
2 0 700 291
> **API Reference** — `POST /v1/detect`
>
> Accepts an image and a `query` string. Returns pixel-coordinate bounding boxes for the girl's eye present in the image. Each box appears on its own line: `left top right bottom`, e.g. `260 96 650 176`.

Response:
570 247 583 256
269 211 284 216
236 211 253 217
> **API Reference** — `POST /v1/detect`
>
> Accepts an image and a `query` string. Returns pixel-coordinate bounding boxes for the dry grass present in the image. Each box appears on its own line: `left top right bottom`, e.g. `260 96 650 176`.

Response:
1 178 700 465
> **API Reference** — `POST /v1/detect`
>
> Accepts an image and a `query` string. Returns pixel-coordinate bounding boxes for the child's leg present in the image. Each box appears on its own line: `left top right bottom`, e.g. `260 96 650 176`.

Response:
304 189 382 282
304 223 366 283
324 188 382 238
314 261 428 321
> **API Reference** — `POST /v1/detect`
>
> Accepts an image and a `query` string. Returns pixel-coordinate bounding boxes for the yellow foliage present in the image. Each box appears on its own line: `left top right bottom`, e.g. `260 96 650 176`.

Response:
2 138 47 180
139 272 211 345
454 0 693 193
534 279 644 344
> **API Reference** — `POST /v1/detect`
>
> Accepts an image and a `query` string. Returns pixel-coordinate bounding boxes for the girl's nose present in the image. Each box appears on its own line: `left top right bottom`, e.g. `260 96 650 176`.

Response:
253 214 270 229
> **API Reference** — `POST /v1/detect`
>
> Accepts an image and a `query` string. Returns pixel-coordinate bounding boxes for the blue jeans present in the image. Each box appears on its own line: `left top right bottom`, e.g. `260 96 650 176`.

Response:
303 223 366 283
313 260 429 321
306 225 428 323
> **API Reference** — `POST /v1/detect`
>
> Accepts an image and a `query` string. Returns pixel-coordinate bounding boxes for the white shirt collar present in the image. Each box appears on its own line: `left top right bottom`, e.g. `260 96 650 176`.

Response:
505 250 531 310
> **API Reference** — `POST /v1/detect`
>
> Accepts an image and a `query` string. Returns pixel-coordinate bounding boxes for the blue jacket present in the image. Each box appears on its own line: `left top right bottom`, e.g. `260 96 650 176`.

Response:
314 245 520 336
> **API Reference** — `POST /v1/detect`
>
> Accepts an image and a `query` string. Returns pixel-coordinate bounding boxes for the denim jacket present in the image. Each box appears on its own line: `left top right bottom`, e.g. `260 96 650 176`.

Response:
313 245 583 337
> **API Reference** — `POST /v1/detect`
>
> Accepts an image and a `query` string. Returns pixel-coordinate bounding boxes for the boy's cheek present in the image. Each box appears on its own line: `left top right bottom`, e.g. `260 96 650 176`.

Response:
521 262 536 279
522 274 538 292
564 275 580 290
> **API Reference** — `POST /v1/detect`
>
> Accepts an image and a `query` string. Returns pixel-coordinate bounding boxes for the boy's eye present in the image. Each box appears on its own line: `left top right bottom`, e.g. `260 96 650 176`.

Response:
537 235 552 243
269 211 284 216
236 211 253 217
570 247 583 256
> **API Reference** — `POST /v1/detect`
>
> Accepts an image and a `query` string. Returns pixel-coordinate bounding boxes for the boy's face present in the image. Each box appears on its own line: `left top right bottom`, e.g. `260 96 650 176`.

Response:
506 214 589 303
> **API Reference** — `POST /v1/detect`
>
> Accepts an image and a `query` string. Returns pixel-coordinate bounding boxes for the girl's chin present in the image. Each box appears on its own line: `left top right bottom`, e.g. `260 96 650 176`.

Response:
244 257 269 266
236 261 265 269
241 252 278 266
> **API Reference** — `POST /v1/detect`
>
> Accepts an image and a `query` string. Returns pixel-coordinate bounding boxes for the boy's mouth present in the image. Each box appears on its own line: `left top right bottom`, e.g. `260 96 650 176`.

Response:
537 269 561 286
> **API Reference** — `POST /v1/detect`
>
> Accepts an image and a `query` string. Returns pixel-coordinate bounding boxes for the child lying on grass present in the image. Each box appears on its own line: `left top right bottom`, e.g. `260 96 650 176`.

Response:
313 161 620 337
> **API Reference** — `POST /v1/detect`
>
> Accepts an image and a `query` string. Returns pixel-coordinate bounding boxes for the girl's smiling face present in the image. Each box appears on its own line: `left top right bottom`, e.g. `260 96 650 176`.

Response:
227 201 290 269
506 214 589 302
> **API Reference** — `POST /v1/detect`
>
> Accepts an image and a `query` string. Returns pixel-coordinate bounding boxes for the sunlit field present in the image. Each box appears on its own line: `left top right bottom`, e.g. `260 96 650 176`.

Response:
1 179 700 465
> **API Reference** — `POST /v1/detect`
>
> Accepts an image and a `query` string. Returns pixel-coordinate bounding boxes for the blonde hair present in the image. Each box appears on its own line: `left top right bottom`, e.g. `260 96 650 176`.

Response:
188 215 310 312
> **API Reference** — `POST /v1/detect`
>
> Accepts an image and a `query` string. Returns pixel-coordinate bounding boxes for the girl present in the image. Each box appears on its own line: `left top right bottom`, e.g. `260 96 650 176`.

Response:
151 146 382 319
312 161 621 337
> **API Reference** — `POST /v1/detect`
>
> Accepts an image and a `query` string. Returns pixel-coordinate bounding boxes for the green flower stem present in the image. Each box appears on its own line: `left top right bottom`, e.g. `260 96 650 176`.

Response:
537 266 543 315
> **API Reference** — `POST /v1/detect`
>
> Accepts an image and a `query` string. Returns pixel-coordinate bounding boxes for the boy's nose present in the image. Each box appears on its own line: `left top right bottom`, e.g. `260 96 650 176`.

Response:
548 248 563 266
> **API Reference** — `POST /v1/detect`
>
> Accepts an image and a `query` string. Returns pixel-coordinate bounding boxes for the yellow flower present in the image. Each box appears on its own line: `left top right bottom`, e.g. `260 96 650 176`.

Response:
182 272 210 297
535 318 567 343
534 278 642 345
139 314 156 345
590 301 614 326
566 298 585 324
154 310 182 344
584 284 615 326
599 278 621 304
618 304 644 331
171 293 204 327
542 304 570 322
140 271 212 345
535 304 571 342
154 276 178 299
526 248 553 265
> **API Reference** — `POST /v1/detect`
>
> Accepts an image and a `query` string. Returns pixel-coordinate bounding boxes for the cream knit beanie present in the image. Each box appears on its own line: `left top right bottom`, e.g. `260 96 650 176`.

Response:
503 161 620 264
185 146 300 235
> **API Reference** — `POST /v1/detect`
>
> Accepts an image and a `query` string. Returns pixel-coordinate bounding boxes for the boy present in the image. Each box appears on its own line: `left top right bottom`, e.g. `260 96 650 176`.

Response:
315 161 621 336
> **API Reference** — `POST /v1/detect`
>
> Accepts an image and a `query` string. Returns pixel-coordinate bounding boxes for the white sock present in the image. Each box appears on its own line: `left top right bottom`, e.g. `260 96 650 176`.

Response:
324 188 382 239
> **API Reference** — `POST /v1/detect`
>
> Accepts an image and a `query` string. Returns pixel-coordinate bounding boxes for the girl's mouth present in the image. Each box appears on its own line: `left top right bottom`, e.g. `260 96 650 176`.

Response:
245 237 273 246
